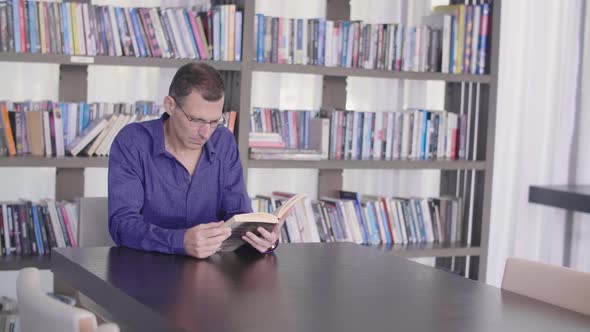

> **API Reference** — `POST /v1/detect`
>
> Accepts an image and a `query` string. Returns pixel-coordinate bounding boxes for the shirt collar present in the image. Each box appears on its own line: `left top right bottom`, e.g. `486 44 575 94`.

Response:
153 113 217 162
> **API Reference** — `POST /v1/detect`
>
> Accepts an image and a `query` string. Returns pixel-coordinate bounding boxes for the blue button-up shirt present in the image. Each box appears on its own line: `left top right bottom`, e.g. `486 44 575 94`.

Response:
108 113 252 255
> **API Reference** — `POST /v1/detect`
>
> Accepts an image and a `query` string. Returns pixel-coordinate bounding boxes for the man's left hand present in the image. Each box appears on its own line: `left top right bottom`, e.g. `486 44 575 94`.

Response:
242 220 283 253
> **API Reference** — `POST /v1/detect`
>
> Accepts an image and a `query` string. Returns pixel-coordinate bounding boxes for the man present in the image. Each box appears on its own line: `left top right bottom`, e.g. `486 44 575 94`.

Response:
108 63 279 258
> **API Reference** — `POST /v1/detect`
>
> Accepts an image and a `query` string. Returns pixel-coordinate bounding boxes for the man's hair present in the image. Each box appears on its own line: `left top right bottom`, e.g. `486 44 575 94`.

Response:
168 63 225 105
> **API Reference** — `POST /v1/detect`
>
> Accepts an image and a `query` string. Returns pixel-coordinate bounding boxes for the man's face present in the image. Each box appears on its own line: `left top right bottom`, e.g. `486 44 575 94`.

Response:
171 90 224 150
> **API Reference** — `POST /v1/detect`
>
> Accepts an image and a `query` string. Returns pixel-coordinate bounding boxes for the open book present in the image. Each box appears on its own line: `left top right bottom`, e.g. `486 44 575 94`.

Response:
219 193 306 252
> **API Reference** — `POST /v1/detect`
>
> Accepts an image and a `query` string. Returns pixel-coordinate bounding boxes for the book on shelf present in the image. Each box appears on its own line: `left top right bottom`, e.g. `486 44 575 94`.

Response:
0 200 79 256
253 3 491 74
249 107 328 160
0 1 243 62
250 191 463 246
220 193 306 252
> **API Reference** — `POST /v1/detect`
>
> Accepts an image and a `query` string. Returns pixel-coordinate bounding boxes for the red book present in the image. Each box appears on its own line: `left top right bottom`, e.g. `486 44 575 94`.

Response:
18 0 25 52
60 204 76 247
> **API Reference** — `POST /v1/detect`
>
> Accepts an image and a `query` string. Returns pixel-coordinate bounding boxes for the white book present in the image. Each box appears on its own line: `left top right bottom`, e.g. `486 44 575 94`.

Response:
221 6 228 61
175 9 196 59
53 108 65 157
471 5 481 74
46 201 66 248
384 198 400 244
82 4 94 55
373 112 383 160
75 4 86 55
411 110 421 160
442 15 452 73
108 6 122 56
385 112 394 160
165 9 188 59
324 21 333 66
413 26 421 72
86 114 118 156
97 114 129 156
213 8 221 61
387 25 396 70
346 200 363 244
303 198 321 242
65 203 78 246
301 19 308 65
395 200 408 244
421 27 430 72
149 8 170 59
2 204 10 254
42 111 52 156
67 118 108 157
373 201 387 244
340 201 359 243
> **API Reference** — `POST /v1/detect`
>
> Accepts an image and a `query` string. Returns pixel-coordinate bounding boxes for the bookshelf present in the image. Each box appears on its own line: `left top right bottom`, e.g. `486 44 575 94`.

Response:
0 0 501 280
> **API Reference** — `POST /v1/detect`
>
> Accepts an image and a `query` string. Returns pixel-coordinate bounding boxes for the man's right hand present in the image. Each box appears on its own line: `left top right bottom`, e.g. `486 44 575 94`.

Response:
183 221 231 259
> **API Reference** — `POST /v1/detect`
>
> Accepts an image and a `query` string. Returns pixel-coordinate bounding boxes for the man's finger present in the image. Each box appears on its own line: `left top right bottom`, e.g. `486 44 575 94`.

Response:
242 236 266 253
257 227 276 243
200 226 231 238
198 231 231 246
196 221 226 230
245 231 271 248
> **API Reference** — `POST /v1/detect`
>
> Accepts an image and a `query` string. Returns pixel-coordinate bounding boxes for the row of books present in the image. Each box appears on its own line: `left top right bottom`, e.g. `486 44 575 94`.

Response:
324 109 467 161
0 313 17 332
248 107 468 161
0 1 243 61
254 3 490 74
252 191 463 245
0 101 161 157
431 4 491 75
0 200 79 256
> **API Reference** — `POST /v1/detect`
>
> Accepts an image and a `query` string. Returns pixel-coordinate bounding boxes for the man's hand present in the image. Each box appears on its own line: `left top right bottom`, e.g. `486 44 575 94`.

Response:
242 217 285 253
184 221 231 259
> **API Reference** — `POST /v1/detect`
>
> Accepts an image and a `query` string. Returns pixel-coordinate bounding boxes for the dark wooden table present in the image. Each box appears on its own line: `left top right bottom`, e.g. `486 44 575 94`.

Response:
52 243 590 332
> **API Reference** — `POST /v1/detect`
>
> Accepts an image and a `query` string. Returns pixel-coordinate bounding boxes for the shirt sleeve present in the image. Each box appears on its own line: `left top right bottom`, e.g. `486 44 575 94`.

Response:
108 129 186 255
219 135 252 221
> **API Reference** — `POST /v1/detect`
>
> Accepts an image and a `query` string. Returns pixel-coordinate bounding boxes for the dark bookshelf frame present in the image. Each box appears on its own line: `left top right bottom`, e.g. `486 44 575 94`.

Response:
0 0 501 281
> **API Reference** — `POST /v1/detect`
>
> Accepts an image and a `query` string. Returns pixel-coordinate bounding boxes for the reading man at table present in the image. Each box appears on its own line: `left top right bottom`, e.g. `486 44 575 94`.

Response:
108 63 279 258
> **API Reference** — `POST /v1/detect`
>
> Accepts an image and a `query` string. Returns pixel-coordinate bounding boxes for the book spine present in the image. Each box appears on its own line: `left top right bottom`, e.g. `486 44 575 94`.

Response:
478 3 490 75
30 203 44 254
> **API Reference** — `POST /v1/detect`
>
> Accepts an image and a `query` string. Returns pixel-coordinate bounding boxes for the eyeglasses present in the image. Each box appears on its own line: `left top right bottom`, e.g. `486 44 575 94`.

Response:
171 96 227 128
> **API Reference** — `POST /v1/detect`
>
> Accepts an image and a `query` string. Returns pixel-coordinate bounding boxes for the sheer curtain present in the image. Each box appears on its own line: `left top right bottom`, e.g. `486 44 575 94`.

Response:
486 0 588 286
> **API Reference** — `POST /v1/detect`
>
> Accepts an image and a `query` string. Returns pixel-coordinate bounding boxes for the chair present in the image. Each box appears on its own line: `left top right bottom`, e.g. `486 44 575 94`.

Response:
78 197 115 247
501 257 590 316
17 268 119 332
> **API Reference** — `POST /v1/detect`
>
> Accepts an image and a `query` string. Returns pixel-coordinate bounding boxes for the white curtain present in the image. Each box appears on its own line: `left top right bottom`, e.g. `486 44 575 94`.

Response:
486 0 588 286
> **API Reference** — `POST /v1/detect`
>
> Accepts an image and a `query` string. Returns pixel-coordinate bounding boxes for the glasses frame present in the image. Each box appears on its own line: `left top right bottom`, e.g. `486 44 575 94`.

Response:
171 96 227 129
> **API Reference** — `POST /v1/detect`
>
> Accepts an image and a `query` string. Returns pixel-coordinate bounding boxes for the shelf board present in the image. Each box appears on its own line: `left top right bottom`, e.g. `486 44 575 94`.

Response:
0 52 242 71
367 243 481 258
0 156 109 168
248 159 486 170
253 63 491 83
0 254 51 270
529 185 590 214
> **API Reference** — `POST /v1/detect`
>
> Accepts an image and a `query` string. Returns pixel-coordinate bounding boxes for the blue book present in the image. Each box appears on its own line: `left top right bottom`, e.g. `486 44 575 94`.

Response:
366 202 381 245
414 199 427 242
296 19 303 63
183 10 200 59
235 11 242 61
449 15 456 73
213 8 220 61
62 3 70 55
341 21 349 67
256 14 264 62
31 204 44 255
28 1 37 53
317 19 325 66
12 0 19 53
356 112 363 160
129 9 146 57
378 202 392 245
420 110 428 160
478 4 490 75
